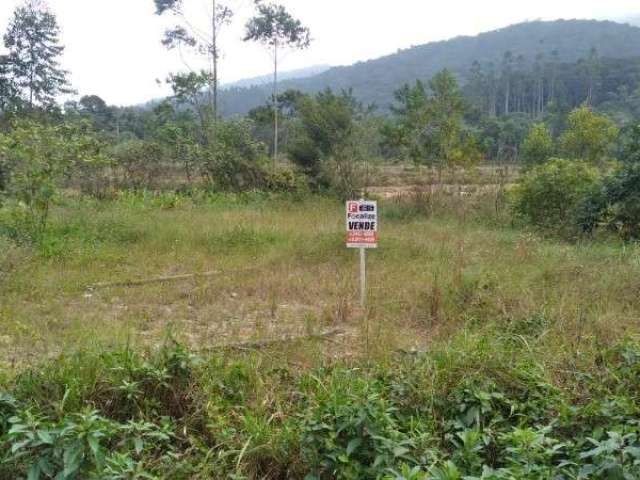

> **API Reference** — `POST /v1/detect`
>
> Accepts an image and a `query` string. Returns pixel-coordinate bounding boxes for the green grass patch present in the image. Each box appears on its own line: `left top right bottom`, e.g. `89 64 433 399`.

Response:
1 335 640 479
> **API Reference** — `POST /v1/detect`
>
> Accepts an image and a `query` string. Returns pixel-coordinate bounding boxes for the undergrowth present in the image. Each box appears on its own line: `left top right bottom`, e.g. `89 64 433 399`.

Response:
2 333 640 479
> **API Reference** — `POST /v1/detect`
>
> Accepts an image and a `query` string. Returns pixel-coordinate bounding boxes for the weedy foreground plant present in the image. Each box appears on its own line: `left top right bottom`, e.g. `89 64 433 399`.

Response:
2 191 640 478
2 332 640 478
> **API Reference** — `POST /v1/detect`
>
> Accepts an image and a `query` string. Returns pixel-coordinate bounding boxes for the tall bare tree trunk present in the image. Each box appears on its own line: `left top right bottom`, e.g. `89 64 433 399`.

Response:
504 78 510 115
539 78 544 117
211 0 218 119
273 35 279 166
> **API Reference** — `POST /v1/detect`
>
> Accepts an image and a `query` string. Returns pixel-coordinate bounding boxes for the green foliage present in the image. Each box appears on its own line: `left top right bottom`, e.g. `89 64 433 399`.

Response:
382 80 429 162
288 89 365 197
244 2 311 49
577 162 640 239
300 371 425 479
248 89 305 155
166 71 213 122
511 158 600 230
559 106 619 165
619 123 640 165
4 337 640 478
0 120 104 233
521 123 553 167
202 119 270 191
385 70 481 170
154 0 233 122
110 139 164 191
476 114 532 163
0 345 193 478
3 0 73 111
264 165 308 193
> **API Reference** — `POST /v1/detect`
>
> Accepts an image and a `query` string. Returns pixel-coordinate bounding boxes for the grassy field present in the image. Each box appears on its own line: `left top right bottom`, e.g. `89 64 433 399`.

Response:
1 190 638 367
2 190 640 478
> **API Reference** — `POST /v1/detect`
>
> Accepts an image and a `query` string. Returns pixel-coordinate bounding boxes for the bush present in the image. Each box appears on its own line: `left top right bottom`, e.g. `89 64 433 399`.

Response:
0 120 104 232
5 339 640 477
617 123 640 165
265 166 308 193
559 106 618 165
201 119 270 191
521 123 553 167
511 158 600 231
111 140 164 191
577 162 640 239
288 89 365 197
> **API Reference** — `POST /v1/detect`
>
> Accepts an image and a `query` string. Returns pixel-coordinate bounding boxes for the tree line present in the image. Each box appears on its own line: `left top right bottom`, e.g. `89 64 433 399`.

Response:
1 0 640 241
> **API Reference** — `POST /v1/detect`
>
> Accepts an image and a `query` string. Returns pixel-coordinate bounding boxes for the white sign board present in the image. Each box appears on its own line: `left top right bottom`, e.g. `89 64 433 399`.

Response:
346 200 378 249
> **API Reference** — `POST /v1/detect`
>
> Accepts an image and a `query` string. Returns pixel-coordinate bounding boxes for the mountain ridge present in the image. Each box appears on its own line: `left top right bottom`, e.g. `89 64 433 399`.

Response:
213 19 640 115
221 65 331 90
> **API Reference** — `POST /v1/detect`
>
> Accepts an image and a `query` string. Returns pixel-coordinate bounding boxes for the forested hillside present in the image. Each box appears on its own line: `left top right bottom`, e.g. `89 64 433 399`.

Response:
219 19 640 115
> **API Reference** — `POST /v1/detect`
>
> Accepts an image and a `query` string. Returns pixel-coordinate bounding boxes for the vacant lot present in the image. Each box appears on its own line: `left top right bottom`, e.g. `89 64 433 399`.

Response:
3 192 640 478
2 191 639 368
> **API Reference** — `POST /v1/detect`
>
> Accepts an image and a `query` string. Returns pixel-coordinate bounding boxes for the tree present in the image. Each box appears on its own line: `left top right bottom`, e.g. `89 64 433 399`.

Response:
248 89 304 154
547 49 560 104
427 70 478 170
533 53 545 117
110 139 165 191
244 1 311 162
559 105 618 165
3 0 72 110
0 55 17 114
0 120 103 232
287 89 367 196
486 61 498 117
514 53 526 113
467 60 486 113
577 162 640 239
521 123 553 167
200 118 269 191
501 51 514 115
147 102 200 183
583 47 600 106
385 70 481 171
383 80 429 163
153 0 233 118
77 95 114 132
166 70 212 138
620 123 640 164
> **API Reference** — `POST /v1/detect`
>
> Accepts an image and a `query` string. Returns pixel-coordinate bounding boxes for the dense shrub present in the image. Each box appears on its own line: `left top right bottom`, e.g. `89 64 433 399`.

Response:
511 158 600 231
111 139 165 191
0 120 104 232
288 89 365 197
4 338 640 478
265 166 308 193
201 119 270 191
559 106 619 165
617 123 640 165
577 162 640 239
521 123 554 167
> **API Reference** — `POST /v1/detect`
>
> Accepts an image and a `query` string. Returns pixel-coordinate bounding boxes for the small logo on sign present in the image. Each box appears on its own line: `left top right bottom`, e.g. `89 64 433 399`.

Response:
347 202 359 213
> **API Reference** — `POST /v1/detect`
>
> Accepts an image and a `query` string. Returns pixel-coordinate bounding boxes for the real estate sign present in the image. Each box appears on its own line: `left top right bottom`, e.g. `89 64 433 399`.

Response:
346 200 378 249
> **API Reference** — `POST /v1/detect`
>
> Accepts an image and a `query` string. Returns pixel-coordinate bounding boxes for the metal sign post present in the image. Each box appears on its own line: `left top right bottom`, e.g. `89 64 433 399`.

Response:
346 200 378 309
360 247 366 308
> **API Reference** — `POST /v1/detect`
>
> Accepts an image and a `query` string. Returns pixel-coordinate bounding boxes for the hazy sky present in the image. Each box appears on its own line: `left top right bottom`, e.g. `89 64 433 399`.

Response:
0 0 637 106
